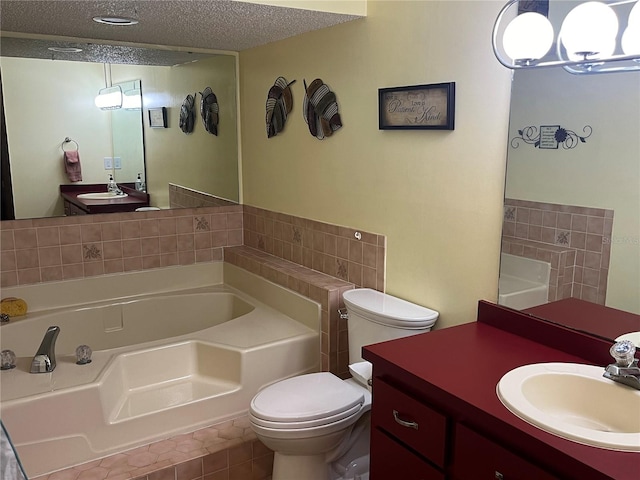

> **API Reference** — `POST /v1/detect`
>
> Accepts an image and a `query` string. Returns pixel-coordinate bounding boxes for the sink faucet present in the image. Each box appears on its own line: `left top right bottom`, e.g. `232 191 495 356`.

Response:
30 326 60 373
603 340 640 390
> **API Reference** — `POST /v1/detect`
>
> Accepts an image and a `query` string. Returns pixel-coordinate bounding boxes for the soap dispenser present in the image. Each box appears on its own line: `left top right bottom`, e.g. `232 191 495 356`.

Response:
107 174 117 192
135 173 144 192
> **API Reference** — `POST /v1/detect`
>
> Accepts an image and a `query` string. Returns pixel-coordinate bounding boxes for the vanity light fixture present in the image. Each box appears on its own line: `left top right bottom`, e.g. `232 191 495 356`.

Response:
92 16 139 26
492 0 640 74
94 85 123 110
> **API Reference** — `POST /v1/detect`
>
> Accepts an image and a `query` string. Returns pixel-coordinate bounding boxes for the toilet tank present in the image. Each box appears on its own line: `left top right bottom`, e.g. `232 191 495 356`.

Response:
343 288 439 363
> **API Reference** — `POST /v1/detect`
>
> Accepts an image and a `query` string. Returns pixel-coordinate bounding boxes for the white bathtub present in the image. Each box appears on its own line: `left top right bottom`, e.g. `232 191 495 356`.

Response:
0 263 320 477
498 253 551 310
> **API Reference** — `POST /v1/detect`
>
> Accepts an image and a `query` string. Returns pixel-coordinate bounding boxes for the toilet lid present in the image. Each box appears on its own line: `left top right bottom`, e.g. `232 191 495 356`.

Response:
250 372 365 424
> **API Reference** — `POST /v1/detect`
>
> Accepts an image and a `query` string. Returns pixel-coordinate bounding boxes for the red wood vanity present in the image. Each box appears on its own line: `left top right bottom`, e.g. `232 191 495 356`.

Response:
60 183 149 215
363 301 639 480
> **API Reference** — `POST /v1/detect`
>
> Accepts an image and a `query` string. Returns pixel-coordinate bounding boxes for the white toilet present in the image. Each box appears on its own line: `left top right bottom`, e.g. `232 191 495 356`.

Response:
249 288 439 480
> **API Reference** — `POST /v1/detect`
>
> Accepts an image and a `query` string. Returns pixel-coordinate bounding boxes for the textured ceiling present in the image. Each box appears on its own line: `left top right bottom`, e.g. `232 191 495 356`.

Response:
0 1 363 65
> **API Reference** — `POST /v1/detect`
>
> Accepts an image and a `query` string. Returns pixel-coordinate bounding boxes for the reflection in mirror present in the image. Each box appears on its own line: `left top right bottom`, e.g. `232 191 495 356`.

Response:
500 62 640 339
111 80 145 188
0 50 238 220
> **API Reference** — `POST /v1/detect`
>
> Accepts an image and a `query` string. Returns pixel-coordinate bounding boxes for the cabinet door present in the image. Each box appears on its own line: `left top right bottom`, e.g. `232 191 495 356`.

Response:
452 424 561 480
372 378 447 467
371 428 445 480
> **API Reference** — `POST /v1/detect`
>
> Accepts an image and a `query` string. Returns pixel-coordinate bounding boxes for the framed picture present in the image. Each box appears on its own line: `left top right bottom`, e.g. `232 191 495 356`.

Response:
378 82 455 130
148 107 167 128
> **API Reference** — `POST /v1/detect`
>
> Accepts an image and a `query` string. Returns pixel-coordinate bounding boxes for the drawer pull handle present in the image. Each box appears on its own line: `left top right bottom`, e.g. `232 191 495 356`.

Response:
392 409 418 430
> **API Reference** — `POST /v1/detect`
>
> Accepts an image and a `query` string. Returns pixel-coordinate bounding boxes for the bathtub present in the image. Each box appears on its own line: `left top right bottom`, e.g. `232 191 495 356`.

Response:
0 263 320 477
498 253 551 310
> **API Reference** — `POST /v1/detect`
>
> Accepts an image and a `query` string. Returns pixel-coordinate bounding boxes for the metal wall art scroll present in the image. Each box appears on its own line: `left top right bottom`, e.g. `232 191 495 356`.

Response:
200 87 219 135
266 76 296 138
511 125 593 149
180 94 197 134
378 82 455 130
303 78 343 140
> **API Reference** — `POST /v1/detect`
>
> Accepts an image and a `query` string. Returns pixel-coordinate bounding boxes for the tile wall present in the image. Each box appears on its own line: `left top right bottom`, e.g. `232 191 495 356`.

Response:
502 198 613 304
0 206 243 288
168 184 239 209
241 205 387 376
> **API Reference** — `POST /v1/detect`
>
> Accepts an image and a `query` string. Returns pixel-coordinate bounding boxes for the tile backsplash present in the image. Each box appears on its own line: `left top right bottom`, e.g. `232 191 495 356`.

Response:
502 198 613 304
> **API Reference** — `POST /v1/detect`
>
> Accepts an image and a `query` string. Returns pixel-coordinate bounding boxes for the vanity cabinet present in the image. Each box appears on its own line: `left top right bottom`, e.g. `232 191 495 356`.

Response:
364 301 638 480
369 376 559 480
451 424 559 480
370 377 446 479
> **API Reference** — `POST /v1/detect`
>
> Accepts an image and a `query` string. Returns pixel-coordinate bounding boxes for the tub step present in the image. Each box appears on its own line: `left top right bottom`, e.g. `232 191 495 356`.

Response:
111 376 240 422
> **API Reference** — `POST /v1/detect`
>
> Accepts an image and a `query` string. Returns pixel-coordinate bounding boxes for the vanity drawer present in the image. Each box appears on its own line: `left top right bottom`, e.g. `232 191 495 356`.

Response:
371 377 447 467
452 424 560 480
370 427 445 480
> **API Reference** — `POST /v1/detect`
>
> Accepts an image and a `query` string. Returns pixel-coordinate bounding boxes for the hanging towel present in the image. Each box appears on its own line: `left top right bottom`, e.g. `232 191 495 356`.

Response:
64 150 82 182
1 421 28 480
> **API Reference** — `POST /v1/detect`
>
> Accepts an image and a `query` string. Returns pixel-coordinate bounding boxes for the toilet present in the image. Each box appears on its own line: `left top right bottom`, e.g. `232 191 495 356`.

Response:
249 288 439 480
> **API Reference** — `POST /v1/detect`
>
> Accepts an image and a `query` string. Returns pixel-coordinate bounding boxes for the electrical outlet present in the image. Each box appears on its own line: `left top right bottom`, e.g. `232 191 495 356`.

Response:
114 157 122 169
103 157 113 169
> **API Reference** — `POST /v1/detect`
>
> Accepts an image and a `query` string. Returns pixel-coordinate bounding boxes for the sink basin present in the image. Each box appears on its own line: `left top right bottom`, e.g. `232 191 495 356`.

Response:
497 363 640 451
77 192 128 200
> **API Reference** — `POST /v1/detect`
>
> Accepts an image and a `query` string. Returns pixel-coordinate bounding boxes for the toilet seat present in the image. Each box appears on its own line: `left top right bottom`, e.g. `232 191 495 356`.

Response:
250 372 365 429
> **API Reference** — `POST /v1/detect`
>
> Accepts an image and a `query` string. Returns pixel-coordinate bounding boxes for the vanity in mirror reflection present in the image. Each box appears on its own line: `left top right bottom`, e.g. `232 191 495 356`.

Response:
0 43 239 219
498 0 640 341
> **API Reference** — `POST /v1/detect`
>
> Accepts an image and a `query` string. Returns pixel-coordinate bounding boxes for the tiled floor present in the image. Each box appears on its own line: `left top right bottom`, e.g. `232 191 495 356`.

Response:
32 416 273 480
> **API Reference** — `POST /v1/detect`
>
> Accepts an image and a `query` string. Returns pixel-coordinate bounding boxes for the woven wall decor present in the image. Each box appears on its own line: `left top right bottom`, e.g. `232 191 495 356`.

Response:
303 78 342 140
200 87 219 135
266 76 296 138
179 94 196 134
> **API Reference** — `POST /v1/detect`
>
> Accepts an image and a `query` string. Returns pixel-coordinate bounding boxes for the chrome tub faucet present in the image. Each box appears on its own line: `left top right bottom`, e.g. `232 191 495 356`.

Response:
30 326 60 373
603 340 640 390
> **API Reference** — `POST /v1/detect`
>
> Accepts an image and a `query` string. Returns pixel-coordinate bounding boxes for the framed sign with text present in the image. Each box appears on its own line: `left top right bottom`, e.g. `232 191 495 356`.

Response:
148 107 168 128
378 82 455 130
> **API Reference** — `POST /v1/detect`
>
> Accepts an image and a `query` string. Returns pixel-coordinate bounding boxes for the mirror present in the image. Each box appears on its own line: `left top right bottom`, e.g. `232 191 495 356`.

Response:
111 79 144 187
500 51 640 337
0 45 238 220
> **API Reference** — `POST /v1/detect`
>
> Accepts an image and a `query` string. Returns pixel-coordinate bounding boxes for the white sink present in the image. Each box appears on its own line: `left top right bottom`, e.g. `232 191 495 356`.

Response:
77 192 128 200
497 363 640 451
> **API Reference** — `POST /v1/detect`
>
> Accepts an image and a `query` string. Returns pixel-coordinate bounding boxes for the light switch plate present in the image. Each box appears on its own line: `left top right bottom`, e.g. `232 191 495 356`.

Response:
114 157 122 169
104 157 113 169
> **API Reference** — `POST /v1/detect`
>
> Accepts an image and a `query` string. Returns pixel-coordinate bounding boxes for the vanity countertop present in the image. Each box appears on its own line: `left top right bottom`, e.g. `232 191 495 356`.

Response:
525 298 640 341
363 302 639 480
60 183 149 214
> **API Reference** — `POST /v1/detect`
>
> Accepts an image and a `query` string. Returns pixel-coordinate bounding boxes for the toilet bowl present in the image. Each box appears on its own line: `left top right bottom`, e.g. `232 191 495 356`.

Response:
249 288 438 480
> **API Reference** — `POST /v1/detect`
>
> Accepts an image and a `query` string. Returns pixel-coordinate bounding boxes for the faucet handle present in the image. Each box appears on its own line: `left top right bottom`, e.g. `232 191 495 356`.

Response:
610 340 636 367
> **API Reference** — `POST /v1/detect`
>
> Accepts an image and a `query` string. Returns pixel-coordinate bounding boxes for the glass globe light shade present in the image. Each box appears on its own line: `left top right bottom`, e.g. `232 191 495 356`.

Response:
622 24 640 55
502 12 554 61
560 2 619 59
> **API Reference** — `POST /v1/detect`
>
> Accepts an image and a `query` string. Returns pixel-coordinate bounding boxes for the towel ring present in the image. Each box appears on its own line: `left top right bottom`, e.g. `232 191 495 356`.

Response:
61 137 79 152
